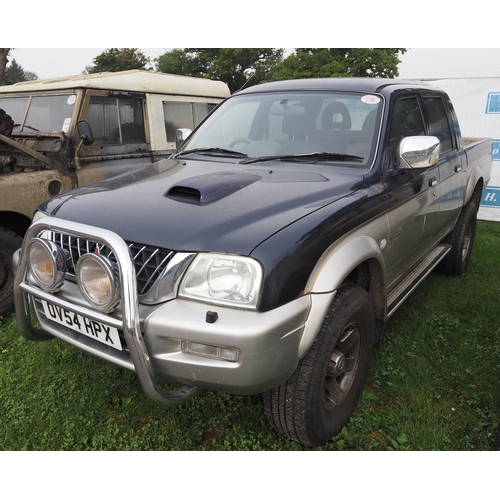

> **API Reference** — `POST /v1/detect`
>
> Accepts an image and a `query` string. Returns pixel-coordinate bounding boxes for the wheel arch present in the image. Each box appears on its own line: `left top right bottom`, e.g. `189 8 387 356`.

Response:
0 211 32 238
463 165 485 210
298 236 386 358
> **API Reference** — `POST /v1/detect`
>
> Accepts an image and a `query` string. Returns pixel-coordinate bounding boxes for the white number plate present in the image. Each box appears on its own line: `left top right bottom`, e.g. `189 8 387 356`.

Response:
42 300 122 351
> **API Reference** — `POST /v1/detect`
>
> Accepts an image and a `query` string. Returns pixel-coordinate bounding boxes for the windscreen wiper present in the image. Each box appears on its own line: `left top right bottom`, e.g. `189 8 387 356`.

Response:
240 152 364 165
173 147 248 159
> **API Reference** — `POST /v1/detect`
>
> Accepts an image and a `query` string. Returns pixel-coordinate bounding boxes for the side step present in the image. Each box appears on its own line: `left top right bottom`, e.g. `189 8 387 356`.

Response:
387 244 451 318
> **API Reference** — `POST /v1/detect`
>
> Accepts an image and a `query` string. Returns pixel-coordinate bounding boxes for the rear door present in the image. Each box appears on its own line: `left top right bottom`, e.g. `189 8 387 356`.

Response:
419 92 465 241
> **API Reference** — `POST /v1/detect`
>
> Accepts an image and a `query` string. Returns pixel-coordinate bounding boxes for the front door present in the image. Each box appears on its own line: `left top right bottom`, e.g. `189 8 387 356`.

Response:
383 95 440 286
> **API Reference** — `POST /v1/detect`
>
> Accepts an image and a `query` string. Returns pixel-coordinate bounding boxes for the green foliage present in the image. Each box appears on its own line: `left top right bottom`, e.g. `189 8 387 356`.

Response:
155 48 284 93
269 48 407 81
1 221 499 451
0 48 9 86
87 48 151 74
5 59 38 85
155 48 407 94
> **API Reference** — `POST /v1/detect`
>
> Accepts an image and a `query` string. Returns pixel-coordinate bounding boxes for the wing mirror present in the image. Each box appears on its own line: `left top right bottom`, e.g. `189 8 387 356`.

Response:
397 136 440 169
73 120 95 169
77 120 94 146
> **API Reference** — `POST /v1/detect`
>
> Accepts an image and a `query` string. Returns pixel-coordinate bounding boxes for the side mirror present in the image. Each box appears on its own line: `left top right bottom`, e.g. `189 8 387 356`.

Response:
397 136 440 170
77 120 94 146
175 128 192 150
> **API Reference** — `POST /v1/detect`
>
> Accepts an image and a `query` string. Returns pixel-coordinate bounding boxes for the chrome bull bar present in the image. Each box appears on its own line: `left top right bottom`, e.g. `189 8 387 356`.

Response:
14 217 202 406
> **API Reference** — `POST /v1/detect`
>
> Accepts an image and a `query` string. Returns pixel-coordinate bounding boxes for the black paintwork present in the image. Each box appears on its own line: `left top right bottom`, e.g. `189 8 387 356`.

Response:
39 78 458 312
41 158 366 258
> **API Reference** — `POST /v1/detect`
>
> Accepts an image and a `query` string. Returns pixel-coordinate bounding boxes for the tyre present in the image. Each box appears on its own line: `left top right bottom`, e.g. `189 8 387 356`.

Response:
438 202 477 276
263 283 375 447
0 227 23 317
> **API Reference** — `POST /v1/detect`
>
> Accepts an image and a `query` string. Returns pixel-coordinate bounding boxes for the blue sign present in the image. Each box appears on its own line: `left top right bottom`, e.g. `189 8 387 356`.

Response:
486 93 500 114
493 140 500 161
481 187 500 207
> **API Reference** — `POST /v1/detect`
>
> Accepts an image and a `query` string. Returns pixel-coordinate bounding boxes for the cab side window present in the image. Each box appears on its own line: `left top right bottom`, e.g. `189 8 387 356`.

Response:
388 98 425 164
85 96 146 145
422 97 453 153
163 101 216 143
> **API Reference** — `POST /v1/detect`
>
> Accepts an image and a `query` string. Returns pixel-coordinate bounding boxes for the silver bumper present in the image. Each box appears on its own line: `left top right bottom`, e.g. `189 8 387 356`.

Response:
14 218 311 405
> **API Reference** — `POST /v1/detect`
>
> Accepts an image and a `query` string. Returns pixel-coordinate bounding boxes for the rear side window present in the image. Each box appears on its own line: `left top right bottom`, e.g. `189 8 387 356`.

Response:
163 101 216 142
422 97 453 153
85 96 146 145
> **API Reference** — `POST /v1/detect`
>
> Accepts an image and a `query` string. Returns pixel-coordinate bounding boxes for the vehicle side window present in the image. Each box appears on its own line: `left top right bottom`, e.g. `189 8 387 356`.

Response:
163 101 216 143
388 98 425 164
85 96 146 146
422 97 453 153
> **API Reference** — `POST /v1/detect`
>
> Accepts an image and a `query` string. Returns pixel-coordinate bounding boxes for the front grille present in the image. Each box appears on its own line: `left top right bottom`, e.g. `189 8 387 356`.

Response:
48 232 176 295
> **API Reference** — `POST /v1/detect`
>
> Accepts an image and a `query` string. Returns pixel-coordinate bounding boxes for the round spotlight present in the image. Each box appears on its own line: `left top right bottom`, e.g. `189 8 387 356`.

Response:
28 238 67 291
76 253 120 311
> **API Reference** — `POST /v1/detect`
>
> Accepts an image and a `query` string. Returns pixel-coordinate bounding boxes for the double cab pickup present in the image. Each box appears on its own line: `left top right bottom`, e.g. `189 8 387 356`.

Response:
14 78 492 446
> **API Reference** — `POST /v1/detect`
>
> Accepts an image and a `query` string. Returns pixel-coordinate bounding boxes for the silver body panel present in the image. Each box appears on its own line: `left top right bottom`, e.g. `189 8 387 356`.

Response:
15 218 312 398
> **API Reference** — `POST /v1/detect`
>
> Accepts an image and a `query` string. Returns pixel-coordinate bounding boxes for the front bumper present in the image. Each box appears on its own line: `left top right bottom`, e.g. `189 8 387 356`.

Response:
14 218 311 405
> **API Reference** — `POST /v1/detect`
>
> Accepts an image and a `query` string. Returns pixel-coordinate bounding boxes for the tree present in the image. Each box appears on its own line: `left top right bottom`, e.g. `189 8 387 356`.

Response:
87 48 151 74
156 48 284 94
269 48 407 81
0 48 10 86
5 59 38 85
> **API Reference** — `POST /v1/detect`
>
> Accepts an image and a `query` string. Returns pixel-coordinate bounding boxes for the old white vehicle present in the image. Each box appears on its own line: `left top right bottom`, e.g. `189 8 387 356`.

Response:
0 70 229 316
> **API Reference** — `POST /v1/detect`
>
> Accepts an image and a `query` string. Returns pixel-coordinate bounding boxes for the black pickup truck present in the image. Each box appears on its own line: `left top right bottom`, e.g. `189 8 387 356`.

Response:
14 78 492 447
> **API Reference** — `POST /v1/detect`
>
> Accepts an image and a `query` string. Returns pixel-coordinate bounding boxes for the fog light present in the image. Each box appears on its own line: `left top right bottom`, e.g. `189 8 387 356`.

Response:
28 238 67 291
181 341 238 362
76 253 120 312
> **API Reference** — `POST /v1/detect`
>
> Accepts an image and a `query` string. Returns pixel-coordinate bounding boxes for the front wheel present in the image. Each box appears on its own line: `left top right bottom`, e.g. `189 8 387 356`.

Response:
0 227 23 317
263 283 374 447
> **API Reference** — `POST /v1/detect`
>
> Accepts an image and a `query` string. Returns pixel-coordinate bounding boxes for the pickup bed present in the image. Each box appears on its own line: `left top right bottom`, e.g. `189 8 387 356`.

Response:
14 78 492 447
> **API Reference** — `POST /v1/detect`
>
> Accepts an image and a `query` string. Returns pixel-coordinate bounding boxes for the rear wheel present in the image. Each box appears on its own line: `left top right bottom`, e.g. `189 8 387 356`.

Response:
0 227 23 317
263 283 374 447
439 202 477 276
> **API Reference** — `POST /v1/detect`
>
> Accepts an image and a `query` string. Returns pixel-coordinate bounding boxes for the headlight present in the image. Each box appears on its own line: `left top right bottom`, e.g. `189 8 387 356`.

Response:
76 253 120 312
28 238 67 291
178 253 263 309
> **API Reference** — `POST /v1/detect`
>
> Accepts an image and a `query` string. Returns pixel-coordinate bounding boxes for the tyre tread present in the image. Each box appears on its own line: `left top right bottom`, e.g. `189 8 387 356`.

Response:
263 283 374 446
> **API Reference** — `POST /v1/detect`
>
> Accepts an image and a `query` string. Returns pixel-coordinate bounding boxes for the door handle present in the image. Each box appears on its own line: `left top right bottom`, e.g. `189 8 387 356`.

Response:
429 177 437 187
454 165 462 173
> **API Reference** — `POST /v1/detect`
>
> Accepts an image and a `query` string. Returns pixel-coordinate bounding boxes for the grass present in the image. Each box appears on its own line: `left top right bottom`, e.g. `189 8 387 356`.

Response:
1 220 500 451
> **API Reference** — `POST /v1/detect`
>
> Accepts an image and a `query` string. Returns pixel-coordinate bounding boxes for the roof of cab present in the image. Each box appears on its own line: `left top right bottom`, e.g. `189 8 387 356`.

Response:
236 77 439 95
0 69 230 98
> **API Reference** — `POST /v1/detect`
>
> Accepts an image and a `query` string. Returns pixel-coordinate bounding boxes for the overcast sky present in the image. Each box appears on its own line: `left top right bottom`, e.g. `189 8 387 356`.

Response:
4 0 498 82
6 48 500 82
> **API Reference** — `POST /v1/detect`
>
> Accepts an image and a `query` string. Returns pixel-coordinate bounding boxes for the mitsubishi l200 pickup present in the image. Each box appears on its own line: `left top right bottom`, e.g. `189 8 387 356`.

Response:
0 70 229 317
14 78 492 446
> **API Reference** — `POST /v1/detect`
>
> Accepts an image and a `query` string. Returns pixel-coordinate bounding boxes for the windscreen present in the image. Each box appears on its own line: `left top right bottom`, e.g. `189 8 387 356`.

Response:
179 91 383 166
0 94 78 135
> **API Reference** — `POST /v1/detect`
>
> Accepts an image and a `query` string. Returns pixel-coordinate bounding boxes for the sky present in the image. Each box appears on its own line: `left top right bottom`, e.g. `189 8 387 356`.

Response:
3 0 499 82
6 48 500 82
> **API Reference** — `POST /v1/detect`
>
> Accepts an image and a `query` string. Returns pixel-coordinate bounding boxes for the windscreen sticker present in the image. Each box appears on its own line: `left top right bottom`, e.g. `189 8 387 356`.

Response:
62 118 71 133
361 95 380 105
67 95 76 106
